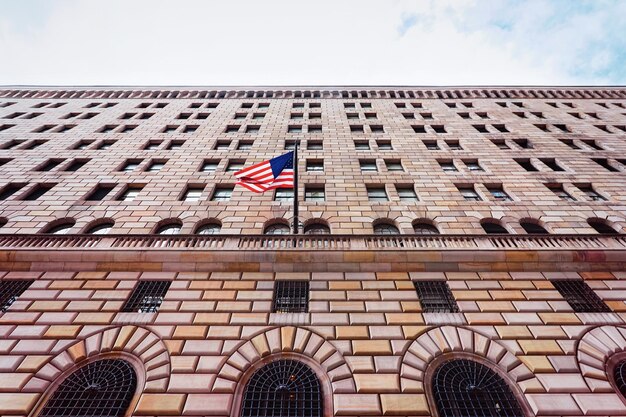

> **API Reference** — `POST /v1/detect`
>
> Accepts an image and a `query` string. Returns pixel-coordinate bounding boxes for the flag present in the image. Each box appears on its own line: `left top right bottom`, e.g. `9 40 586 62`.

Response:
234 151 295 193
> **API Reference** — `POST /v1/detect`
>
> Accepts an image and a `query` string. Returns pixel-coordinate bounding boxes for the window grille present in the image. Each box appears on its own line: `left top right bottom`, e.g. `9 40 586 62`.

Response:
39 359 136 417
373 223 399 235
614 360 626 399
122 280 171 313
240 359 322 417
265 223 290 235
551 280 610 313
272 281 309 313
413 280 458 313
0 280 33 312
433 359 524 417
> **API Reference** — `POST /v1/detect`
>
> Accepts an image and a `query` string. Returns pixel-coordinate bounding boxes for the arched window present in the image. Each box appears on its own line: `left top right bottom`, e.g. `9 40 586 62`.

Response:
156 221 182 235
304 222 330 235
44 220 76 235
588 218 618 234
373 220 400 235
240 359 322 417
264 222 290 235
432 359 524 417
39 359 137 417
196 222 221 234
481 219 508 234
615 360 626 399
520 219 548 234
413 221 439 235
86 220 114 235
0 218 7 228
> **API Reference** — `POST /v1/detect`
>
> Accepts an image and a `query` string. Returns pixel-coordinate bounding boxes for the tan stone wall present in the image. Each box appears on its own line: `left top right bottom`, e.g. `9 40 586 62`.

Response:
1 270 626 416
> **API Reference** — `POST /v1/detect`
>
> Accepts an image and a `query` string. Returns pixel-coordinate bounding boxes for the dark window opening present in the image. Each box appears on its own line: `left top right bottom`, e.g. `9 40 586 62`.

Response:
413 280 458 313
122 280 171 313
0 280 33 312
551 280 610 313
272 281 309 313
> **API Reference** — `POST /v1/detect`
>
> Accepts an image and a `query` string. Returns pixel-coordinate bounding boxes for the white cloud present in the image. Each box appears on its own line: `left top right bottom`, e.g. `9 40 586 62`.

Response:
0 0 623 85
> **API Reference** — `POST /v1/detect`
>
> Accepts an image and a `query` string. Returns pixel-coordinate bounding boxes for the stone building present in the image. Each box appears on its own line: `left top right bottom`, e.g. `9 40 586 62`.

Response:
0 86 625 416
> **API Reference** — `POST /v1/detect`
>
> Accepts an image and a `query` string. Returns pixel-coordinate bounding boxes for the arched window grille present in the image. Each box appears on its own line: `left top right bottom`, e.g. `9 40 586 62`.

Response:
481 221 509 234
241 359 322 417
520 220 548 234
304 223 330 235
614 360 626 399
432 359 524 417
196 223 221 234
588 218 618 234
264 223 290 235
373 223 400 235
156 223 181 235
39 359 137 417
45 221 75 235
87 221 114 235
413 222 439 235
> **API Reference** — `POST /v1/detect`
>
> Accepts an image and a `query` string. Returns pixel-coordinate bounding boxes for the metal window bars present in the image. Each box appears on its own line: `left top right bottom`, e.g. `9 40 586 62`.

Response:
0 280 33 312
615 360 626 399
551 279 611 313
413 280 459 313
121 280 171 313
433 359 524 417
39 359 137 417
240 359 322 417
272 280 309 313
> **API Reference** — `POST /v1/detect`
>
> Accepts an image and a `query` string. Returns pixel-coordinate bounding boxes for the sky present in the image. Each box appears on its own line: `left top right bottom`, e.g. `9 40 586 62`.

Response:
0 0 624 86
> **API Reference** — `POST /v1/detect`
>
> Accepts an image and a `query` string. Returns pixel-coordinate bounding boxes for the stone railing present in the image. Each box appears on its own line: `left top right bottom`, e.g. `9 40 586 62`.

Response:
0 234 624 251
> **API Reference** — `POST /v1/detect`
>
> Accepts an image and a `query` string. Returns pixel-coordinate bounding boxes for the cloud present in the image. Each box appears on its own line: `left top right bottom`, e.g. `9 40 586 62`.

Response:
0 0 623 85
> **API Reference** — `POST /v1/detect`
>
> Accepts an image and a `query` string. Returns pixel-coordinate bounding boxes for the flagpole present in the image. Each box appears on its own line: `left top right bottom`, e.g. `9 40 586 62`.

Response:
293 140 299 235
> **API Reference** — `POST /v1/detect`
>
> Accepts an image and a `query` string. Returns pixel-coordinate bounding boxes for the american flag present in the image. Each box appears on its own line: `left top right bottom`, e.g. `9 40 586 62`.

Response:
234 151 295 193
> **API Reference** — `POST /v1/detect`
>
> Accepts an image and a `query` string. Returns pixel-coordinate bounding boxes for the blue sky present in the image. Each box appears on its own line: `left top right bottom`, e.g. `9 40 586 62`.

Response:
0 0 624 85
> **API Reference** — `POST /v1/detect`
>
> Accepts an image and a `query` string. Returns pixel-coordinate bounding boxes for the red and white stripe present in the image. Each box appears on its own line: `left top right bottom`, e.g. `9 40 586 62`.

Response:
234 160 294 193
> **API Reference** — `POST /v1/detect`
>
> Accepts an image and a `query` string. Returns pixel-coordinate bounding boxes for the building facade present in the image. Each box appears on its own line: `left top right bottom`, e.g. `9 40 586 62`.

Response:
0 86 625 416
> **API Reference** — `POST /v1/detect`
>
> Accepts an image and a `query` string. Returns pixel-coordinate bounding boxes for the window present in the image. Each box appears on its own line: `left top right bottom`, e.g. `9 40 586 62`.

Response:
439 161 457 172
264 223 290 235
226 161 245 172
360 160 377 172
412 125 426 133
581 140 603 150
520 220 548 234
201 160 219 172
385 160 404 171
0 280 33 312
45 221 75 235
367 187 388 202
487 186 512 201
306 160 324 172
284 141 296 150
370 125 384 133
464 160 483 172
354 141 370 150
245 125 260 133
0 183 25 200
215 140 231 150
377 140 392 150
36 159 63 172
304 222 330 235
614 361 626 400
146 161 165 172
118 186 142 201
196 223 221 234
225 125 240 133
288 125 303 133
560 139 580 149
373 222 399 235
87 221 114 235
541 158 565 172
240 360 322 417
413 222 439 235
515 158 537 172
23 184 54 201
237 141 253 150
492 140 509 150
122 280 171 313
592 158 618 172
212 187 233 201
274 189 294 202
432 125 446 133
272 281 309 313
183 125 198 133
349 125 364 133
308 125 322 133
156 223 181 235
38 359 137 417
305 186 325 202
97 140 115 150
576 184 606 201
86 184 114 201
144 141 161 150
458 186 481 201
493 124 509 133
473 124 488 133
306 141 323 150
513 139 532 149
413 281 458 312
588 218 618 234
182 186 204 202
547 184 575 201
551 280 610 312
64 159 89 172
481 221 508 234
432 359 524 417
423 140 439 150
396 186 418 201
446 140 462 150
167 140 184 150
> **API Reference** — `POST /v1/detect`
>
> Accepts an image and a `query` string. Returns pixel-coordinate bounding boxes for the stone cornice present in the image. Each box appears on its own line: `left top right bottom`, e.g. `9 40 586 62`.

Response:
1 86 625 100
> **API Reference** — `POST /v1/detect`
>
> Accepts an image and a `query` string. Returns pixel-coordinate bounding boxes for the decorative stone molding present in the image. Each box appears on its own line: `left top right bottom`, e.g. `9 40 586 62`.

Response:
216 326 354 394
400 326 541 393
577 325 626 392
25 325 170 393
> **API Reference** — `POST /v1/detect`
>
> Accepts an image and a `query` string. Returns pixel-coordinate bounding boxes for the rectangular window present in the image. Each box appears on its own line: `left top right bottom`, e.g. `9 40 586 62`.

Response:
412 125 426 133
0 183 26 200
377 140 393 150
146 161 166 172
97 140 115 150
306 160 324 172
576 184 607 201
493 124 509 133
167 140 184 150
439 161 458 172
118 186 143 201
473 124 488 133
385 160 404 171
245 125 260 133
546 184 576 201
432 125 446 134
305 186 325 202
492 140 509 150
225 125 240 133
64 159 89 172
592 158 618 172
121 160 142 172
226 161 245 172
284 141 296 150
582 140 603 151
308 125 323 133
423 140 439 150
36 159 64 172
86 184 115 201
370 125 384 133
354 141 370 150
413 280 459 313
350 125 364 133
515 158 538 172
0 280 34 312
122 280 171 313
288 125 302 133
487 186 512 201
513 139 532 149
396 185 418 201
214 140 231 150
540 158 565 172
446 140 462 150
22 184 55 201
201 160 219 172
458 186 481 201
183 125 198 133
144 141 162 150
182 186 204 202
560 139 580 150
272 280 309 313
464 160 483 172
360 160 377 172
237 141 253 150
274 189 293 202
367 186 388 201
551 280 610 313
71 140 92 150
306 141 323 150
211 187 233 201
